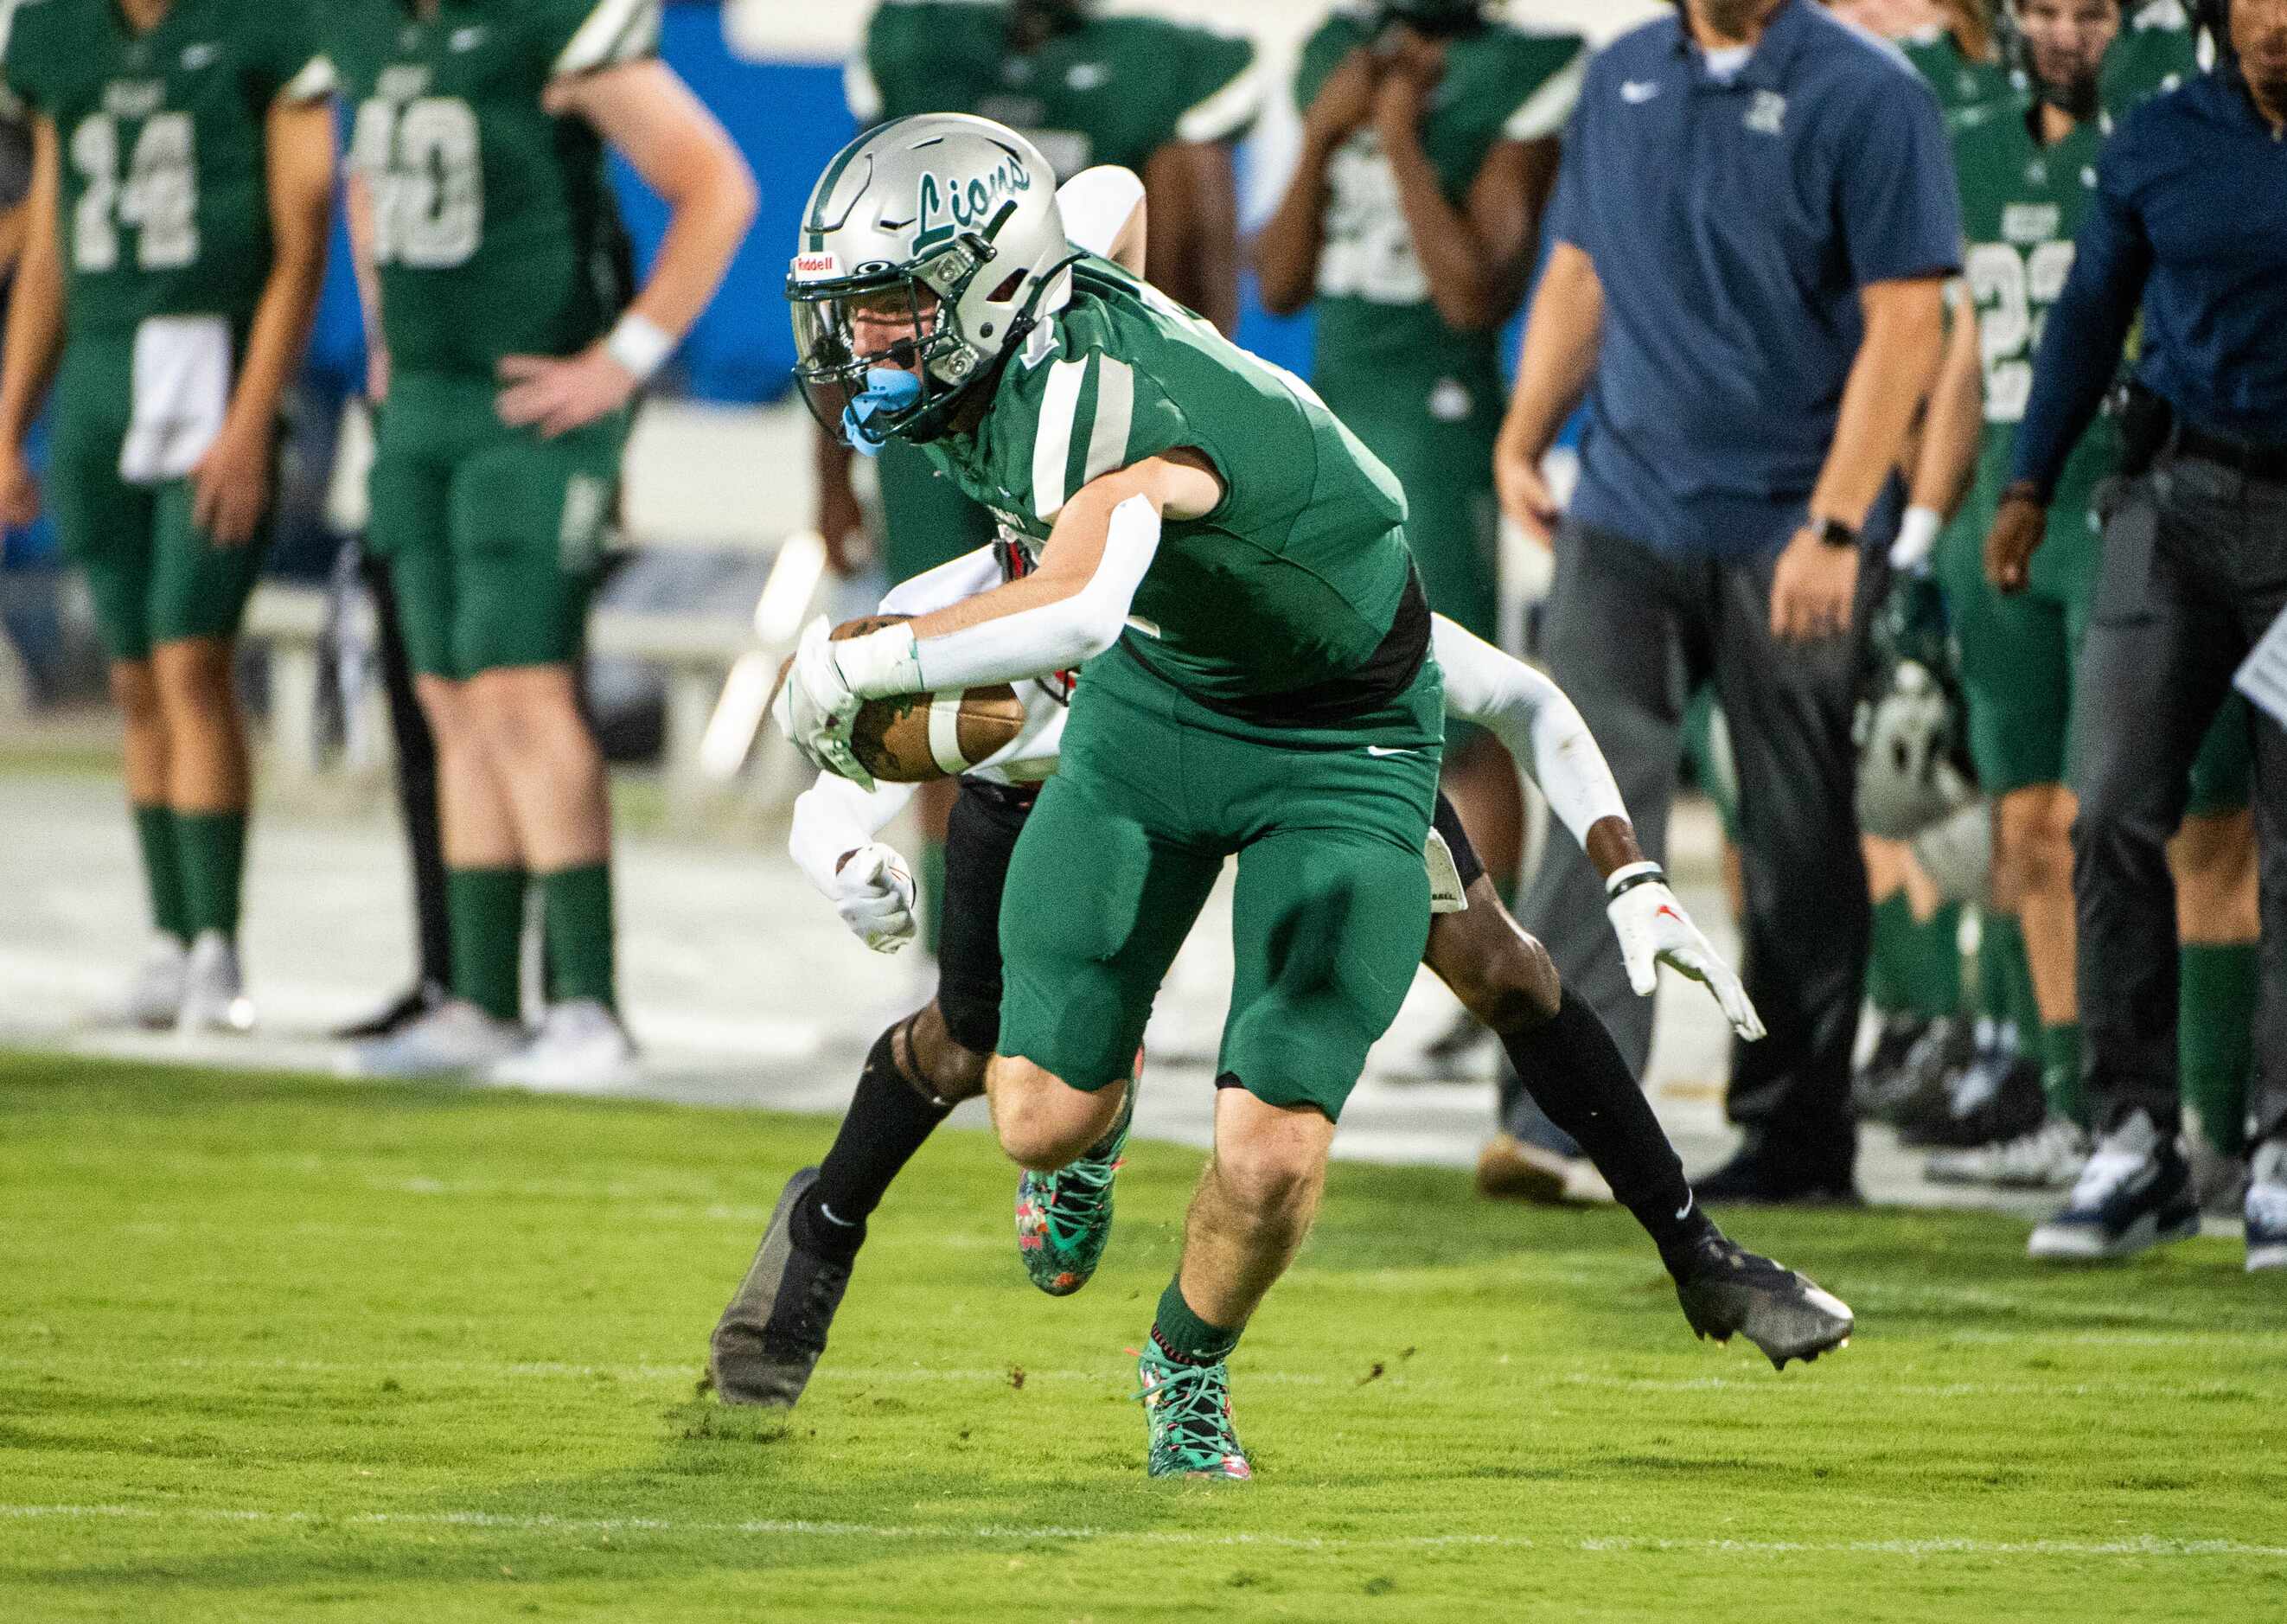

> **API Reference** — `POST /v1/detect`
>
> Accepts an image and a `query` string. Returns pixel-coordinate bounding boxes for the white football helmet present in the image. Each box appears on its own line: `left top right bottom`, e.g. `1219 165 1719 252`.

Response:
788 114 1077 445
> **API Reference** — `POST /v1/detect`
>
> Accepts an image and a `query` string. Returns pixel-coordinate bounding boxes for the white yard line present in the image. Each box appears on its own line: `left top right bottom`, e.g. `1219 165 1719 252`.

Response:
0 1503 2278 1559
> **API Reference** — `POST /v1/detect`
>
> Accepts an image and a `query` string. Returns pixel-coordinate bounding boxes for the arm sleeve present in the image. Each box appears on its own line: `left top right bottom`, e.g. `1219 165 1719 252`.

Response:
1431 615 1628 853
788 773 917 898
542 0 662 82
1837 75 1963 287
2008 139 2153 499
1028 350 1203 526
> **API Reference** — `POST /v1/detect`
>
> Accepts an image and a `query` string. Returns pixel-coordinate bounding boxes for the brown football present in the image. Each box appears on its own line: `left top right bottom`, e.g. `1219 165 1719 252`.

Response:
770 615 1029 783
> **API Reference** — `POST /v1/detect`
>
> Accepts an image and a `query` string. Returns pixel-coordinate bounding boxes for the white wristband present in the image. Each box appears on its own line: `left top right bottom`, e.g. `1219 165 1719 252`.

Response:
1891 505 1944 571
604 313 675 382
831 623 924 701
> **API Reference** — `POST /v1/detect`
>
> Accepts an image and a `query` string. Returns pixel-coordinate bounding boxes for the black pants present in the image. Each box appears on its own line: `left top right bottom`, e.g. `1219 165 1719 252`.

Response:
363 551 450 988
2072 454 2287 1145
1516 519 1886 1180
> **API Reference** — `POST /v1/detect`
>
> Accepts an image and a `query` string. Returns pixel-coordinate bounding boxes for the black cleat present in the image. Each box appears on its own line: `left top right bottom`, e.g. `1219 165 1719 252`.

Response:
707 1167 853 1408
329 980 445 1041
1671 1230 1855 1370
1850 1012 1932 1121
1869 1013 1976 1134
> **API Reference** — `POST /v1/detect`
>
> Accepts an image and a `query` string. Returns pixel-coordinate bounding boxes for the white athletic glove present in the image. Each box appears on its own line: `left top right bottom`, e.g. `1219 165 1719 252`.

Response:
771 615 873 790
832 844 917 954
1604 862 1766 1042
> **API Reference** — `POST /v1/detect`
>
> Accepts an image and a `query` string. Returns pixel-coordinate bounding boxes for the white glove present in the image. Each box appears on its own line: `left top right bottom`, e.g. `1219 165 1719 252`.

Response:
1604 862 1766 1042
770 615 873 790
832 844 917 954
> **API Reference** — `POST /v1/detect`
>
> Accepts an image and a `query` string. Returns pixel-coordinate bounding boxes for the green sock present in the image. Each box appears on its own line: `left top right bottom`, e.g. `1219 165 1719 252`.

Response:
447 866 526 1023
1151 1276 1241 1367
131 803 190 943
2007 930 2044 1050
919 837 947 959
2041 1022 2086 1128
2179 943 2257 1158
540 862 616 1011
172 809 246 939
1976 911 2024 1033
1869 895 1964 1018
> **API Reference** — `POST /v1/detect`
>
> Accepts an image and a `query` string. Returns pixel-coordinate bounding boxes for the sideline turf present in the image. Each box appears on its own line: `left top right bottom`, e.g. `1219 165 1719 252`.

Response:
2 1053 2281 1621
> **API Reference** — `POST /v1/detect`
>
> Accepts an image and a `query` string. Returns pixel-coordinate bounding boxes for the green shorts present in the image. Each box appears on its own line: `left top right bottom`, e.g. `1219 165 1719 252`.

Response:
1940 500 2249 814
367 373 625 680
996 643 1443 1120
877 436 997 586
48 331 270 663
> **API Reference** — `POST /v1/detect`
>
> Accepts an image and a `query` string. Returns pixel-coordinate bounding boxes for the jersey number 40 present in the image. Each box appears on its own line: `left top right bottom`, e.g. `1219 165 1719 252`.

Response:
352 97 482 270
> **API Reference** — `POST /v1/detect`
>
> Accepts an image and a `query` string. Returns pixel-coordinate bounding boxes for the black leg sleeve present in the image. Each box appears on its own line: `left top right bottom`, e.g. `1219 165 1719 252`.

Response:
809 1022 955 1256
365 553 450 988
1499 992 1702 1255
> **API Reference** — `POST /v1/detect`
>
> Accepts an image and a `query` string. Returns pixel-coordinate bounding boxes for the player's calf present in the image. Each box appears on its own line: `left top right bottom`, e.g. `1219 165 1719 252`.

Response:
986 1053 1126 1172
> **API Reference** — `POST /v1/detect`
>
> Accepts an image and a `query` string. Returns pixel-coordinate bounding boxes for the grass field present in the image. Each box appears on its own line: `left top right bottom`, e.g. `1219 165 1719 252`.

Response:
2 1053 2282 1621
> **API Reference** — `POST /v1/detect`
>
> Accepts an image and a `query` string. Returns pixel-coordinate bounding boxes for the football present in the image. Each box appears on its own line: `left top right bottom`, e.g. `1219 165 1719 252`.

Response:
774 615 1030 783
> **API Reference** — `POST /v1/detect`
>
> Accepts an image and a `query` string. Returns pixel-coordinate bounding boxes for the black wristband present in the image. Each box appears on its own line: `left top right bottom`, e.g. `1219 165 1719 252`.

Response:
1606 865 1667 901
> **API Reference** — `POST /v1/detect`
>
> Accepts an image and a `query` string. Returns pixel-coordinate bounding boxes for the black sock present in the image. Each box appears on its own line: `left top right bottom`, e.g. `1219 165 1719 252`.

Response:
1498 992 1711 1262
808 1022 955 1261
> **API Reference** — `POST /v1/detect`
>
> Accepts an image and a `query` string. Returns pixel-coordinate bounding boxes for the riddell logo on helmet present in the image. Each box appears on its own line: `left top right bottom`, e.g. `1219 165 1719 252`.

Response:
791 251 841 281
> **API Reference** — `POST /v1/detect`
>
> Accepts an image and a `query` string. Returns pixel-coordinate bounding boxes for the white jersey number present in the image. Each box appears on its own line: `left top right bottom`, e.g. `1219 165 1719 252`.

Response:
70 112 198 272
352 97 483 270
1317 135 1427 305
1967 238 2077 425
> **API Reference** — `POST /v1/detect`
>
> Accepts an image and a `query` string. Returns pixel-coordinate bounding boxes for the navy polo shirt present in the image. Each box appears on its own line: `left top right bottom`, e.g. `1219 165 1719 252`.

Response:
1550 0 1961 559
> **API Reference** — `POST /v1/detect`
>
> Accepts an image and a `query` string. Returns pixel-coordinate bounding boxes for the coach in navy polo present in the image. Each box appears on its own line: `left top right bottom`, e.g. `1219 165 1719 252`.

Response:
1495 0 1958 1203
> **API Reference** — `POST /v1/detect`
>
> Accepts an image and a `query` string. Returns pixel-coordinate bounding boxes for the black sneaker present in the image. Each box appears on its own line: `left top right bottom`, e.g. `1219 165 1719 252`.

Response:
1901 1045 2047 1149
329 980 445 1041
2027 1113 2201 1262
1693 1147 1862 1208
1669 1225 1855 1370
1868 1013 1975 1132
708 1167 855 1407
1851 1012 1932 1121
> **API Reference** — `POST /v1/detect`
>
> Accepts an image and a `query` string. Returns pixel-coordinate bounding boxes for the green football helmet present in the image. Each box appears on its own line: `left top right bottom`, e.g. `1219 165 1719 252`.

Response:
789 113 1079 447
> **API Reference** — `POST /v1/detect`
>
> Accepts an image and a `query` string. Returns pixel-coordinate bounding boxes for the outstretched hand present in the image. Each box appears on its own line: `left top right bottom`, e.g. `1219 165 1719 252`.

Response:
1607 876 1766 1041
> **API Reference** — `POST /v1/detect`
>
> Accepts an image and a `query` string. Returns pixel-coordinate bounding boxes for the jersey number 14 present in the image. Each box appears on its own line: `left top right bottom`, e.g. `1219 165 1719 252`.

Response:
351 97 482 270
70 112 196 273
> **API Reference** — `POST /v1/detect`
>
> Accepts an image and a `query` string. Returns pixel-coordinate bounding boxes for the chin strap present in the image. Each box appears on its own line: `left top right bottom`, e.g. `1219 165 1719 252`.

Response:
840 367 924 457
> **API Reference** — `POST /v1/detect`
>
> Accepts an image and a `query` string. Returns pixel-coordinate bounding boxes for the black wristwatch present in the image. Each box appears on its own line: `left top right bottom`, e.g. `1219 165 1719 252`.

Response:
1813 516 1858 550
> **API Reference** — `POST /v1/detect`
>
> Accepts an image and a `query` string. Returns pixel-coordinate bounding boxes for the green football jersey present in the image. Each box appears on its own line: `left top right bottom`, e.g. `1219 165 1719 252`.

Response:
1898 25 2011 128
922 259 1415 708
850 0 1260 181
1293 7 1585 398
1950 9 2197 571
329 0 655 380
0 0 331 338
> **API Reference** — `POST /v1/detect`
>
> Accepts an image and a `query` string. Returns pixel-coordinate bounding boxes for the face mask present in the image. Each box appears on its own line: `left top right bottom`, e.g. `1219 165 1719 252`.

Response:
840 367 924 457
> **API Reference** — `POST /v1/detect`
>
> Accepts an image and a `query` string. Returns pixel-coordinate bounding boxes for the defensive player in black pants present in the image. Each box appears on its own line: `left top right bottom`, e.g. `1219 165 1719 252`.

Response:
708 589 1849 1406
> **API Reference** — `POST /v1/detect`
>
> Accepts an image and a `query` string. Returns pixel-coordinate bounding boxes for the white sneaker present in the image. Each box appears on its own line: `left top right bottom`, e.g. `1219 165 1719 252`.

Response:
2246 1141 2287 1274
176 930 254 1034
485 999 637 1093
1926 1117 2089 1190
346 998 527 1078
118 933 188 1029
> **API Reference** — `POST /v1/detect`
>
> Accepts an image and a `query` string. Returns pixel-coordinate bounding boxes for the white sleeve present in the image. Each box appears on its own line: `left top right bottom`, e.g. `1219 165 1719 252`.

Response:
788 772 917 898
879 544 1006 618
837 496 1162 698
1432 614 1628 854
1057 165 1146 259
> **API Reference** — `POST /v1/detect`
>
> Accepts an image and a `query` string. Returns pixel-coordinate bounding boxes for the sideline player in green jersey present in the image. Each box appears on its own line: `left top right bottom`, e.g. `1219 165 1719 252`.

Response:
770 119 1824 1474
1902 0 2258 1202
332 0 755 1086
1255 0 1584 930
822 0 1260 964
0 0 336 1031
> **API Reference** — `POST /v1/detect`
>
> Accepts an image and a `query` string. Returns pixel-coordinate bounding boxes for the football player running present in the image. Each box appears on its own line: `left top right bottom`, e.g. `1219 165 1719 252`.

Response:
749 137 1848 1478
1901 0 2261 1233
0 0 337 1032
330 0 756 1086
